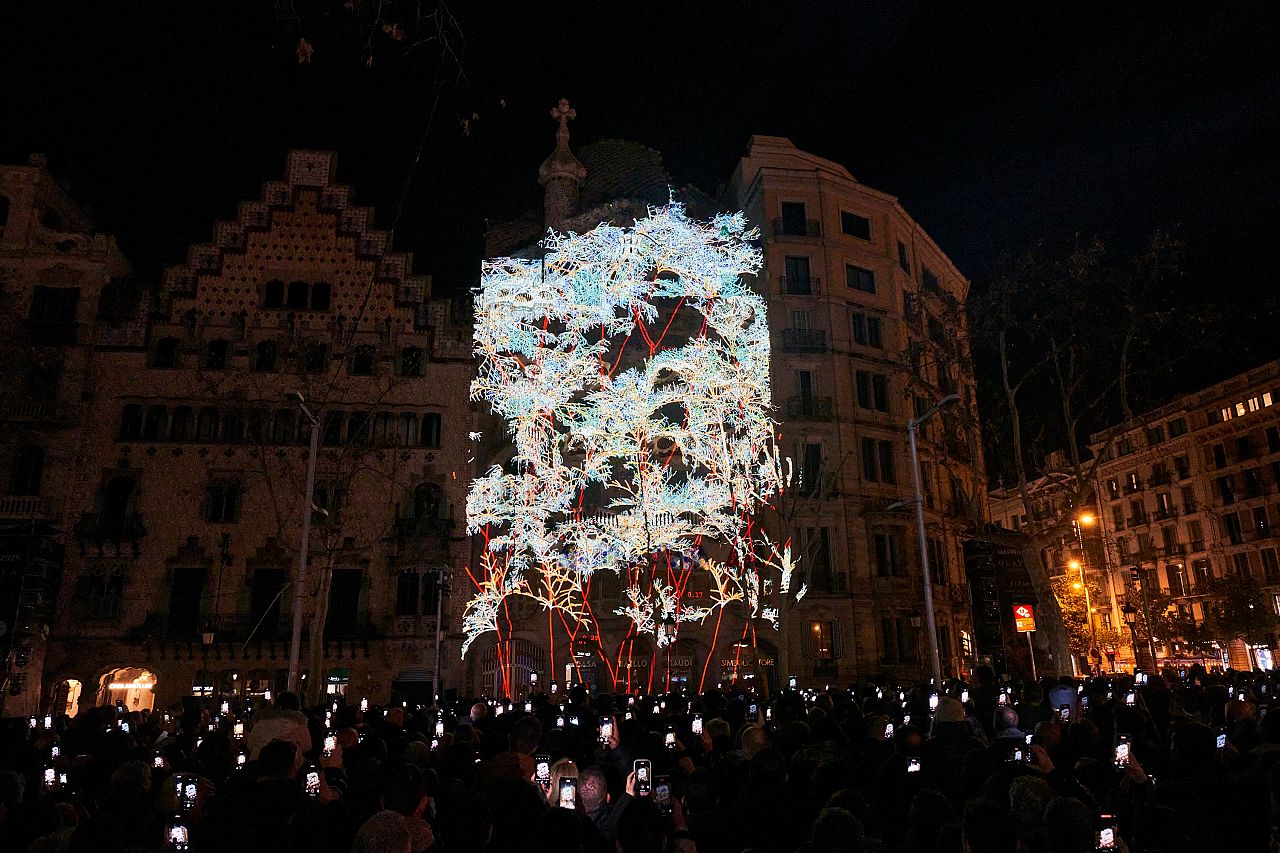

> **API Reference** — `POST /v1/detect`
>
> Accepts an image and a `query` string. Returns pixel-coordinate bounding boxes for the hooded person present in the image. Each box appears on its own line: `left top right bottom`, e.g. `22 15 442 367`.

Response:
245 691 312 761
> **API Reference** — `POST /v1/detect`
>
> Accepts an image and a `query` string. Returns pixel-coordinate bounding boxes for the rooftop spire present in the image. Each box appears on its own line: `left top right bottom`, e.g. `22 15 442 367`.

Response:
539 98 587 231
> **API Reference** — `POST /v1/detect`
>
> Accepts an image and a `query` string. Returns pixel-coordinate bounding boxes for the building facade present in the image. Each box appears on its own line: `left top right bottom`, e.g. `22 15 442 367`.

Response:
3 151 474 716
1088 359 1280 670
475 123 986 694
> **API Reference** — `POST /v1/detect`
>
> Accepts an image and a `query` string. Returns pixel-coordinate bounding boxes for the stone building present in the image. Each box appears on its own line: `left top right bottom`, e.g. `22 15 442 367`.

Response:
1086 359 1280 670
475 112 985 694
4 151 473 715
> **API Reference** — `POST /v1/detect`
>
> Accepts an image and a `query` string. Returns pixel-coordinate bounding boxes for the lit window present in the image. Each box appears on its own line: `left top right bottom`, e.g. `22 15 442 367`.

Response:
1249 397 1260 412
810 621 835 658
1221 407 1233 421
1237 402 1247 417
1265 392 1274 407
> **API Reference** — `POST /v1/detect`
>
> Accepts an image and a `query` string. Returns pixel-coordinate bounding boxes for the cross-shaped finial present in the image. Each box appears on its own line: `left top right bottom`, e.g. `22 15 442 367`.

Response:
551 98 577 130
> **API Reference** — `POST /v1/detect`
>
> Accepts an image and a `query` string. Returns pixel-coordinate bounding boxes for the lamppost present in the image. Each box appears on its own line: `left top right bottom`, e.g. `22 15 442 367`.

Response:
661 616 677 693
907 393 961 689
909 611 923 669
1121 602 1139 671
1072 512 1100 672
286 391 321 695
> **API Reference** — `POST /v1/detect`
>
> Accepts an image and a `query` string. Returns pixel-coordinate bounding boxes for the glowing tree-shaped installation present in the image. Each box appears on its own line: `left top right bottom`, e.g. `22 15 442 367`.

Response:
466 204 791 690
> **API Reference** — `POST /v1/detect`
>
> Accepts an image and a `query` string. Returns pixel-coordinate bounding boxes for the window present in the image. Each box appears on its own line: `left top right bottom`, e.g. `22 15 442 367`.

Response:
845 264 876 294
851 312 883 347
921 267 940 294
304 344 328 374
1174 455 1191 480
1187 519 1204 550
1169 563 1189 597
861 437 897 484
840 211 871 240
855 371 890 412
1168 417 1188 437
1254 506 1271 535
810 621 835 659
1146 426 1165 446
420 413 442 448
249 568 287 637
10 446 44 496
783 256 812 294
326 569 363 637
1233 552 1253 580
0 195 8 229
1193 559 1211 590
350 345 376 376
166 567 206 640
1217 476 1236 505
1224 512 1244 545
800 443 823 497
1160 525 1178 549
206 481 241 523
205 339 230 369
322 411 345 446
1107 479 1121 500
100 476 137 539
116 405 144 441
1212 444 1227 469
779 202 809 236
401 347 424 377
800 527 833 591
1155 492 1172 515
153 337 180 368
927 537 947 585
286 281 309 310
1268 426 1280 454
880 616 916 663
311 282 332 311
28 285 80 341
1111 505 1125 530
413 483 444 520
253 341 278 372
142 406 166 441
221 411 243 443
897 240 910 272
1118 437 1134 456
873 530 907 577
1262 549 1280 584
396 571 423 616
264 280 285 308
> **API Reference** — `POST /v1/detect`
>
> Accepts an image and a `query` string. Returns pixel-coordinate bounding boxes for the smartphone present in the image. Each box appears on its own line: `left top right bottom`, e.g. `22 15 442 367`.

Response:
634 759 652 795
535 754 551 788
961 689 970 703
166 819 191 851
654 776 672 816
1058 704 1070 723
907 757 921 773
1125 691 1135 706
323 735 337 757
625 711 633 721
178 777 198 811
43 767 56 789
28 716 37 731
1216 729 1227 750
1113 737 1130 768
555 715 566 728
1097 815 1118 850
788 675 798 689
51 744 60 759
360 697 369 712
58 771 69 785
903 714 912 725
599 717 614 742
558 777 576 809
430 736 440 750
569 715 580 727
998 692 1009 706
551 681 559 695
435 719 445 736
236 751 247 768
44 714 53 730
929 693 939 711
884 722 894 739
747 703 759 723
692 714 703 735
220 701 230 716
305 768 321 798
153 752 166 770
121 721 131 733
524 700 533 712
1081 694 1090 710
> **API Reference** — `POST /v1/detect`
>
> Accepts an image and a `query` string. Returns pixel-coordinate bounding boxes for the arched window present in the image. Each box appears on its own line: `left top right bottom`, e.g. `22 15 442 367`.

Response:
221 411 244 443
254 340 278 372
170 406 192 441
101 476 137 539
264 280 285 309
413 483 444 520
142 406 167 441
349 345 376 376
119 405 143 440
10 445 44 495
400 346 423 377
399 413 416 447
205 339 230 369
153 337 180 369
196 407 219 441
420 413 441 448
0 195 9 230
311 282 332 311
287 281 309 310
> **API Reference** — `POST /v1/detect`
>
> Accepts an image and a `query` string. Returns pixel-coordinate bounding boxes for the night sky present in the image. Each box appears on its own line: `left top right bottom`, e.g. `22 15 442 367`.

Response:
4 1 1279 398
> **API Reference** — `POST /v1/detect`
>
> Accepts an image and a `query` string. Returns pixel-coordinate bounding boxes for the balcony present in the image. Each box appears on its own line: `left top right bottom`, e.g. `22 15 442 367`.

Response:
1189 539 1206 553
1175 466 1192 481
1183 500 1198 514
1125 480 1144 494
1149 471 1172 487
1126 514 1149 528
0 397 74 424
73 512 146 555
813 658 838 677
1153 507 1179 521
0 495 44 519
782 328 828 353
1160 544 1186 559
1252 527 1275 542
779 275 821 296
787 395 835 421
772 218 822 238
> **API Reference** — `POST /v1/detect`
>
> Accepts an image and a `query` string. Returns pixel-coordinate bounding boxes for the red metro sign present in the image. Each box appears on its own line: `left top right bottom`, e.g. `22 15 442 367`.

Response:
1013 604 1036 633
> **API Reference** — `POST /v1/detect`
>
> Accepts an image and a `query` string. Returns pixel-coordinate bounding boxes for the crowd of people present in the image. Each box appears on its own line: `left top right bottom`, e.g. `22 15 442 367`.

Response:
0 663 1277 852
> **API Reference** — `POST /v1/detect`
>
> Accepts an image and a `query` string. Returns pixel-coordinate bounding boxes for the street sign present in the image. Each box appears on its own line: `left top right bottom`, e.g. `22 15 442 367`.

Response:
1013 604 1036 633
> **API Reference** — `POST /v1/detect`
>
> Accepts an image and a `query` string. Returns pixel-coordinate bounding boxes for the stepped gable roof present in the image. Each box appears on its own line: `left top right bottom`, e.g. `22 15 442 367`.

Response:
159 150 431 314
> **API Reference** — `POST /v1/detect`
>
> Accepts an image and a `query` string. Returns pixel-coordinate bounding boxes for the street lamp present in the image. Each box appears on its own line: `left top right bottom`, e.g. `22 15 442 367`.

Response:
1072 511 1101 673
1121 601 1139 671
286 390 321 695
907 393 961 689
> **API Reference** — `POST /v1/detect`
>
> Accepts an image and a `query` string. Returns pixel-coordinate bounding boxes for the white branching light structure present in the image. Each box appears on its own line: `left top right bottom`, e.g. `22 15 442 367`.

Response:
465 204 791 688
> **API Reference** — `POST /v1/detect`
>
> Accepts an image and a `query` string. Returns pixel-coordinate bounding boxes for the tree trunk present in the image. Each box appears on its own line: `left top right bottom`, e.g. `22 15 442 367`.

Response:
1019 545 1074 676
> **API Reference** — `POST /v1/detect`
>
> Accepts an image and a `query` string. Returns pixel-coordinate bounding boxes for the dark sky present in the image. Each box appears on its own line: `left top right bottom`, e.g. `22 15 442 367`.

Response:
4 1 1279 395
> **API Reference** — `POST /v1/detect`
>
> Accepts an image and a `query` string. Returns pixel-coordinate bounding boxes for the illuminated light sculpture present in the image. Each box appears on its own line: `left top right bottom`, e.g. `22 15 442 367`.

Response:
465 203 790 685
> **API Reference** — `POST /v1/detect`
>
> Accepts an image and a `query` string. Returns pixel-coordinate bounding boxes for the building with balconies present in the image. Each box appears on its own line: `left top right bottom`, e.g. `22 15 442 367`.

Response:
1088 359 1280 669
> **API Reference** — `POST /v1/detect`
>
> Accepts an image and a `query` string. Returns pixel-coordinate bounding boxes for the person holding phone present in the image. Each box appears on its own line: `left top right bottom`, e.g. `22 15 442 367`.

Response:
545 758 582 811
